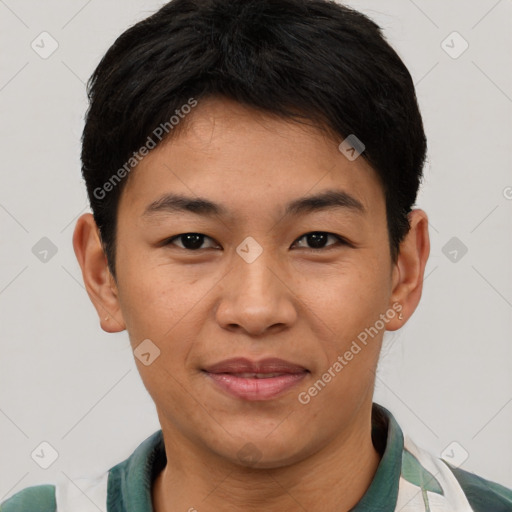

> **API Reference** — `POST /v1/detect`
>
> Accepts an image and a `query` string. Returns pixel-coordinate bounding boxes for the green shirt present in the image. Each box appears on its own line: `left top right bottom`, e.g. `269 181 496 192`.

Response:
1 403 511 511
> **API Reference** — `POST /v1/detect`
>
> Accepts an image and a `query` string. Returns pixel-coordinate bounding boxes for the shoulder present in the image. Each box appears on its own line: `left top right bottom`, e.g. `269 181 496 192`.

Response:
445 463 512 512
0 484 56 512
401 433 512 511
0 472 109 512
0 431 163 512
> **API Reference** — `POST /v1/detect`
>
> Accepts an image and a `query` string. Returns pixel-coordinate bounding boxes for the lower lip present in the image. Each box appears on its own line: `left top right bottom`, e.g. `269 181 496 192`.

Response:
204 372 308 401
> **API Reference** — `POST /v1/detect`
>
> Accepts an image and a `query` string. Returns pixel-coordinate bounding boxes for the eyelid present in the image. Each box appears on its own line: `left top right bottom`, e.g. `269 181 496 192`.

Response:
161 231 351 251
292 232 350 250
162 233 220 249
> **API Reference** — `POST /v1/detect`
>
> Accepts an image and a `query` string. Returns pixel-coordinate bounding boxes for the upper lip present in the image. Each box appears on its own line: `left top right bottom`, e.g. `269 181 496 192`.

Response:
203 357 308 374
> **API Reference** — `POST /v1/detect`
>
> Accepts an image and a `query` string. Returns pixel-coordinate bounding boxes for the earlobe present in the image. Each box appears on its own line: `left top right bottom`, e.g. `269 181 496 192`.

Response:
72 213 126 333
386 209 430 331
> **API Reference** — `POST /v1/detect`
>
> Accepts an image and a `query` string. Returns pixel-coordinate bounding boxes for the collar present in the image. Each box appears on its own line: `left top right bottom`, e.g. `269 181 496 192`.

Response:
350 403 403 511
107 403 404 512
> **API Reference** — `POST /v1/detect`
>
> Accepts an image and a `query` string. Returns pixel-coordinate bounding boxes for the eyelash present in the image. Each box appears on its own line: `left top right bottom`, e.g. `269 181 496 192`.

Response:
162 232 350 251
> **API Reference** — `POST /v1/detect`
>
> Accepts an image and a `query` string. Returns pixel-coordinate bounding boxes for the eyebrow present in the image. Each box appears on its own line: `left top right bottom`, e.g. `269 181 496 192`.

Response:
142 189 366 219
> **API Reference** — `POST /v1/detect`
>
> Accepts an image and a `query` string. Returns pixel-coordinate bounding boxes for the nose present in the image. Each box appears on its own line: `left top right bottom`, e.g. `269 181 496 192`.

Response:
214 248 298 337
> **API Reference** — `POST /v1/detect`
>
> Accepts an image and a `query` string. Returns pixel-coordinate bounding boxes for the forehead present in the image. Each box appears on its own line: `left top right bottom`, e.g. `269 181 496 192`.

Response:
120 97 385 220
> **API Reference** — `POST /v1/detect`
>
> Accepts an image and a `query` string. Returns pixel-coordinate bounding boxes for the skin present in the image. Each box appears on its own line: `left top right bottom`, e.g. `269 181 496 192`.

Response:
73 97 430 511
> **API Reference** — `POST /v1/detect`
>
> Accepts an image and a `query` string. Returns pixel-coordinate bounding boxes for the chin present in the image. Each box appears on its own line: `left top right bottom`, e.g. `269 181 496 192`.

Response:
210 429 316 470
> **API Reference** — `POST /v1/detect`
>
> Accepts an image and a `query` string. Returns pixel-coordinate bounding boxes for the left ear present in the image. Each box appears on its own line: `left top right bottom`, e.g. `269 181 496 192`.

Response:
386 209 430 331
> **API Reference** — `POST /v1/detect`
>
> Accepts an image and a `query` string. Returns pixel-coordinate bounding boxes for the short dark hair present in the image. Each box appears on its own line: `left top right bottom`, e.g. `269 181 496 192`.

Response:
81 0 427 277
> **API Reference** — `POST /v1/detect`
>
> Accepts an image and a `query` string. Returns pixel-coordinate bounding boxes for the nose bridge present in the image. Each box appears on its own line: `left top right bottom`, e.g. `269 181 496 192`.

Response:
232 239 280 299
215 238 296 334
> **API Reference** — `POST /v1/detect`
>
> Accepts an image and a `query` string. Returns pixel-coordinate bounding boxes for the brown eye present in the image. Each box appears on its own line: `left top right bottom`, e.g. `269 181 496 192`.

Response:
293 232 346 250
165 233 218 250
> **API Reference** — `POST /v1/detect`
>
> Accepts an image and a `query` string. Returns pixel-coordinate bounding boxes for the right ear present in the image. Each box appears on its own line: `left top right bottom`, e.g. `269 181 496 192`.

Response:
72 213 126 333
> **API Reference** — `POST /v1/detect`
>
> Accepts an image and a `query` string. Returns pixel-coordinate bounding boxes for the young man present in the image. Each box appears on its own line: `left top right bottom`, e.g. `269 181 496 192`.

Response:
2 0 511 511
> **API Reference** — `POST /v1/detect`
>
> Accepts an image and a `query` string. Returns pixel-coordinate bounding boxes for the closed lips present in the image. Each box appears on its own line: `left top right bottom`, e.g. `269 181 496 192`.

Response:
232 373 291 378
203 357 309 375
203 358 309 400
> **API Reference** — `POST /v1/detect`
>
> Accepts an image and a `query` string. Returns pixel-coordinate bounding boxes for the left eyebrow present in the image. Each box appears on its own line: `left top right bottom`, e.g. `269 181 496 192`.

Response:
282 189 366 217
142 189 365 219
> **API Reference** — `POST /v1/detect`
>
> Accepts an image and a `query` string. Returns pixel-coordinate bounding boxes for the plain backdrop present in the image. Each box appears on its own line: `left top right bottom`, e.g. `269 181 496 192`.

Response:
1 0 511 502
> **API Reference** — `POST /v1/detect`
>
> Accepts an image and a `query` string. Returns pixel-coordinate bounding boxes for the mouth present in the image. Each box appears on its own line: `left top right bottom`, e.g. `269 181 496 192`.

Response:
202 357 309 401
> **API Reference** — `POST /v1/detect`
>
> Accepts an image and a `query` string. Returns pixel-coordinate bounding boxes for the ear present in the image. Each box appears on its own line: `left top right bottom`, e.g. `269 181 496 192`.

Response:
386 209 430 331
72 213 126 333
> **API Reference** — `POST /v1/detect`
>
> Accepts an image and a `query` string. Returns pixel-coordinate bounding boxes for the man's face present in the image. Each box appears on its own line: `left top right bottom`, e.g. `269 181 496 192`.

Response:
114 97 397 467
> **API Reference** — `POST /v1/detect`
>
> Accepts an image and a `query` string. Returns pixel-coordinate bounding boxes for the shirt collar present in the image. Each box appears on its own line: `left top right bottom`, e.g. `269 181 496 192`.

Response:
107 428 166 512
350 403 403 511
107 403 404 512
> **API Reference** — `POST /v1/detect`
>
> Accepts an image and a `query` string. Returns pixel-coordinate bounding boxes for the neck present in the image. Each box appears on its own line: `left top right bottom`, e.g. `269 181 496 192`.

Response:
152 408 382 512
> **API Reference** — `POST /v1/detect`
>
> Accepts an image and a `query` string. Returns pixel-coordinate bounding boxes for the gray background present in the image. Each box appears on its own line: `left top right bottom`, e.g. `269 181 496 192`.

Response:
1 0 511 502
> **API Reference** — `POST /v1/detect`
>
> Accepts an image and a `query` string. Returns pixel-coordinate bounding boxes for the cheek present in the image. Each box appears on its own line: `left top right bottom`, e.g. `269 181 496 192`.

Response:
293 264 389 417
115 257 217 344
293 257 391 338
116 268 206 413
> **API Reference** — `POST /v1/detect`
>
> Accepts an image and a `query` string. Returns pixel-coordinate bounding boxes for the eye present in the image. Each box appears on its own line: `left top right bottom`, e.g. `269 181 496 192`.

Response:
162 231 348 251
164 233 219 250
292 231 348 250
